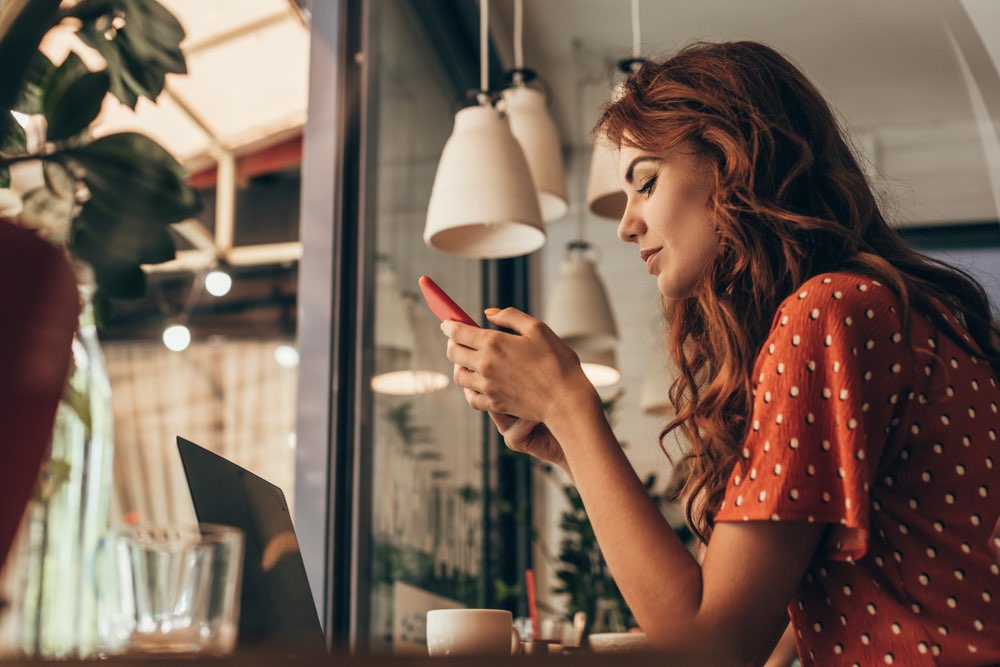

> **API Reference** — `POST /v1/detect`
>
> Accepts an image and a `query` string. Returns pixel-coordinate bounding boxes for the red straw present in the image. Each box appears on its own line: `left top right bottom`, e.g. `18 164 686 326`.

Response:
525 569 539 640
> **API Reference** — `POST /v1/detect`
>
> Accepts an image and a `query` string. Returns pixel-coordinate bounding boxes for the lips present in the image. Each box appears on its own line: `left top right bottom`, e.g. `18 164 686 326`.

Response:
640 247 662 274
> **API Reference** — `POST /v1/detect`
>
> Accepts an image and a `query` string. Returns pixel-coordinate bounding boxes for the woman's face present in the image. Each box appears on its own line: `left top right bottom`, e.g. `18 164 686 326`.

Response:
617 143 718 300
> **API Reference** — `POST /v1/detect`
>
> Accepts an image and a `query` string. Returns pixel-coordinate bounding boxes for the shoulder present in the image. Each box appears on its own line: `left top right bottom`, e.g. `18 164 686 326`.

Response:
772 272 903 329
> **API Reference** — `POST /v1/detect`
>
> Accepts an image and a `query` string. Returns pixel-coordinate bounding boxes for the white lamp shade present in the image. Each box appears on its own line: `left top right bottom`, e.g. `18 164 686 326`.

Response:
501 86 568 222
371 296 449 396
545 249 619 352
424 105 545 259
371 368 449 396
375 263 416 353
640 364 674 416
578 348 621 388
586 135 626 220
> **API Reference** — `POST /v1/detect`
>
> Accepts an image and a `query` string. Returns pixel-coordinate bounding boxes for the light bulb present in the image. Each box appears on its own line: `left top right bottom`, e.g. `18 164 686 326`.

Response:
205 270 232 297
274 344 299 368
163 324 191 352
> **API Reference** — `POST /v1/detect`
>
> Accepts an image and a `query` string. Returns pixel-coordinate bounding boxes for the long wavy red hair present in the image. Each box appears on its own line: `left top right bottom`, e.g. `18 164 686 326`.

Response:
597 41 1000 543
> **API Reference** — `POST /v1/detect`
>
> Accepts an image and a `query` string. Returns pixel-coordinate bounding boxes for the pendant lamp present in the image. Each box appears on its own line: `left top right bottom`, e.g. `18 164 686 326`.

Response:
639 338 674 416
579 348 621 388
499 0 568 222
372 292 450 396
586 133 626 220
545 241 619 353
423 0 544 259
371 262 449 395
586 0 647 220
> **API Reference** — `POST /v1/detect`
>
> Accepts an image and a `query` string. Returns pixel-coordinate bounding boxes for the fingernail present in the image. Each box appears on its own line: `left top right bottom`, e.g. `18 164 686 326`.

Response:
484 307 501 316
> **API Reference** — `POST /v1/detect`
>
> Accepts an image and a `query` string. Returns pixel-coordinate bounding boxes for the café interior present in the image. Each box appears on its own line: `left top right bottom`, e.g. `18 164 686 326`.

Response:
0 0 998 662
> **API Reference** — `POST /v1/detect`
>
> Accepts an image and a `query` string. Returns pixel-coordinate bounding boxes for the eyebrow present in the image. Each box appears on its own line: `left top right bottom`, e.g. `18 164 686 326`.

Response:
623 156 661 184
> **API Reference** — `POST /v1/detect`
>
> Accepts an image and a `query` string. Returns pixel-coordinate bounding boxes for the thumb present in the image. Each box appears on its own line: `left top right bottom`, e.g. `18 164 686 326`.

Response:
484 306 536 334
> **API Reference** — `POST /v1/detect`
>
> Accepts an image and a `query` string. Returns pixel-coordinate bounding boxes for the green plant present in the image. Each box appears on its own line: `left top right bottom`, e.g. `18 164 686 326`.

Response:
0 0 200 314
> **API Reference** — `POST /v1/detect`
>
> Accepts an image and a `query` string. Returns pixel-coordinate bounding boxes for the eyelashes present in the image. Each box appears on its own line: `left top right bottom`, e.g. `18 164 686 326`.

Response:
637 175 657 196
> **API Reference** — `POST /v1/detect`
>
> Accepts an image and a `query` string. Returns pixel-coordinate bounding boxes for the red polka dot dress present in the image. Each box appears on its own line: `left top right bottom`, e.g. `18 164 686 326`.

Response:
715 272 1000 666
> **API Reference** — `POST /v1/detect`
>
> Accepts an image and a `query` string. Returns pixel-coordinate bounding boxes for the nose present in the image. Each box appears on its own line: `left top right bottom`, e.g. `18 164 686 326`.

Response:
617 197 645 244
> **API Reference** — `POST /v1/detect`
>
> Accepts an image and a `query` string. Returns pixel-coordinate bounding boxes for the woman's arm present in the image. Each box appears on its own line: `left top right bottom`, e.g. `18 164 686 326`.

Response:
548 395 823 666
443 308 824 666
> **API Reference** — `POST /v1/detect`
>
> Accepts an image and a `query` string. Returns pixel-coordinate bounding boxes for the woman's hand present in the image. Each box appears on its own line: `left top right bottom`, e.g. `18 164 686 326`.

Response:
488 411 572 478
441 306 598 430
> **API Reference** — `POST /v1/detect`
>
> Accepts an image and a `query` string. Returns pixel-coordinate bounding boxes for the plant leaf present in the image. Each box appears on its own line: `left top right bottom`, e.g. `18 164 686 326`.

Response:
1 113 27 153
14 50 56 115
65 132 201 224
74 0 187 109
43 56 109 141
0 0 62 140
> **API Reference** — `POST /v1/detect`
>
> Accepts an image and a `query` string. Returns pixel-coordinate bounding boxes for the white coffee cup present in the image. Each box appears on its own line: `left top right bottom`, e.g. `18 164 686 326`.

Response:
426 609 519 657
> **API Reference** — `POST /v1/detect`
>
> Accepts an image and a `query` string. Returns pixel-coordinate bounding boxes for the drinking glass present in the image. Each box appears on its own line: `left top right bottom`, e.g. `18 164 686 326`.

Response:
95 523 244 656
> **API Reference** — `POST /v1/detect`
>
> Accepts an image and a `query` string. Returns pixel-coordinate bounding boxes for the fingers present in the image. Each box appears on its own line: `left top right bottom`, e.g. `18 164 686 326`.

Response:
440 320 488 349
446 338 480 371
484 307 539 335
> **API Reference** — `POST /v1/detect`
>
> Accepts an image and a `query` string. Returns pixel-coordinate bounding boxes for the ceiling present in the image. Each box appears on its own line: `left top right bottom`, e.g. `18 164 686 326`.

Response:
490 0 992 144
482 0 1000 224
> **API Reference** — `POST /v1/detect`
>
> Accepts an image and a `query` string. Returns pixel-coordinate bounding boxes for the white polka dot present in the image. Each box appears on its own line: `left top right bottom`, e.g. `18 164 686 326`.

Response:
833 290 843 299
768 343 775 354
957 464 966 475
844 316 853 326
735 495 743 506
789 489 800 500
890 363 901 373
773 463 782 475
789 438 799 449
758 490 767 502
974 619 983 631
839 388 849 400
777 362 785 374
833 361 841 372
892 333 902 343
806 412 815 424
799 291 808 299
822 388 832 399
824 335 833 346
947 597 957 609
955 569 966 581
858 284 868 291
792 335 800 346
749 468 758 480
822 492 831 503
807 465 816 476
780 315 788 326
861 632 871 644
866 309 874 319
822 440 831 451
945 493 955 504
764 391 772 402
807 360 816 372
941 414 951 425
790 386 799 397
810 308 820 319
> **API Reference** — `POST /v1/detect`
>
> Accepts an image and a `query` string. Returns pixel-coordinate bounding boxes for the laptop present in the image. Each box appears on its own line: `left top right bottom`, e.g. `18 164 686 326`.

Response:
176 436 326 654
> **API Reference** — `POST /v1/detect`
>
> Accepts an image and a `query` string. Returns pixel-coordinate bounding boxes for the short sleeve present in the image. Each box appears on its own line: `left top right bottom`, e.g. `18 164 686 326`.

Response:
715 275 911 561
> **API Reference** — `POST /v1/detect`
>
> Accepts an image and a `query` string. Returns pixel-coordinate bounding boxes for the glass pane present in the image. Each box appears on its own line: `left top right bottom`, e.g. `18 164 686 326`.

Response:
96 8 308 527
365 0 490 654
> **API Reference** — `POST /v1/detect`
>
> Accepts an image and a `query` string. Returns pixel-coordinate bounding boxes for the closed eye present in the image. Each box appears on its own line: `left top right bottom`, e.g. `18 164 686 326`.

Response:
637 175 657 196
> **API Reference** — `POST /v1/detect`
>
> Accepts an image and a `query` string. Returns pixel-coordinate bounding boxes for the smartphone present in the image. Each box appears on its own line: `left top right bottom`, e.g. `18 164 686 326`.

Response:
418 275 479 327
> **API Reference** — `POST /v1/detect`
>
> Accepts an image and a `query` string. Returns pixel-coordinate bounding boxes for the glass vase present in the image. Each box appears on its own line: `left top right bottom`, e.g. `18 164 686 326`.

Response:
0 266 115 658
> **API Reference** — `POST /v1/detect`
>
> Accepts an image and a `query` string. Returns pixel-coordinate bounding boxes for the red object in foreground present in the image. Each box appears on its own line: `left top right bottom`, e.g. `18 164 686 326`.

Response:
0 219 79 570
525 568 539 640
418 275 479 327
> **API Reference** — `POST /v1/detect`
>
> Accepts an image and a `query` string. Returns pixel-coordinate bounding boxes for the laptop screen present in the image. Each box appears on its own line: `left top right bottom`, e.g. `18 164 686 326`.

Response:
176 436 326 653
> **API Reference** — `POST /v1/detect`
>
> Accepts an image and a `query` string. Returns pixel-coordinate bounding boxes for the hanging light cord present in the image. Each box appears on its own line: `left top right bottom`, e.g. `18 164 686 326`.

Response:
514 0 524 71
631 0 641 59
573 39 587 244
480 0 490 97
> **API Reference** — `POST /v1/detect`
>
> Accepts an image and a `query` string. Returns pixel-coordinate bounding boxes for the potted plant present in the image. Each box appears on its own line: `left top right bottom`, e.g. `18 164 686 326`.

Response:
0 0 199 657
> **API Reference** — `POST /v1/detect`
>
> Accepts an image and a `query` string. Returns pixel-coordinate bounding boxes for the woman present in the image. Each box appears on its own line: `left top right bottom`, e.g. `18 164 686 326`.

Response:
440 41 1000 665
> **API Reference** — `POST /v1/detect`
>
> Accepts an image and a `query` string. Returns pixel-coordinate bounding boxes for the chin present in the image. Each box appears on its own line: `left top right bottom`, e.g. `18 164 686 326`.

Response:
657 274 698 300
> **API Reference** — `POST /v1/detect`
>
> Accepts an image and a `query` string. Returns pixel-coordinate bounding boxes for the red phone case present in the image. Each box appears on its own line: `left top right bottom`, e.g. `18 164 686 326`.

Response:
418 275 479 327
